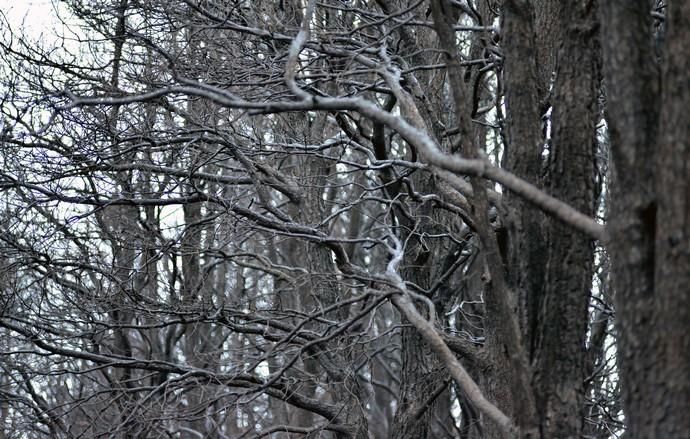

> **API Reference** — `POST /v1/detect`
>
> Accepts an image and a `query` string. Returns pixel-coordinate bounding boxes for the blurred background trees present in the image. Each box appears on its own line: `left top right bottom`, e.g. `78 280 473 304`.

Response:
0 0 686 438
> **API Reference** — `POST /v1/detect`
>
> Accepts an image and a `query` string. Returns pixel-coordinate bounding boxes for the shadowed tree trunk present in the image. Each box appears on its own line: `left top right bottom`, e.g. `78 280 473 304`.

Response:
602 0 690 437
532 1 600 436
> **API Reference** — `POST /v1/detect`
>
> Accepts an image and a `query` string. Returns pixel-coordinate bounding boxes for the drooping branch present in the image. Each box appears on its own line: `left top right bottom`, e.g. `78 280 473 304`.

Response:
382 234 516 436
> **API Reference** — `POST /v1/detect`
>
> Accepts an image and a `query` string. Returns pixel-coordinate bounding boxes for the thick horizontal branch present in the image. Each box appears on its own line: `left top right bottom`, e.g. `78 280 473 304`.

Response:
65 84 607 242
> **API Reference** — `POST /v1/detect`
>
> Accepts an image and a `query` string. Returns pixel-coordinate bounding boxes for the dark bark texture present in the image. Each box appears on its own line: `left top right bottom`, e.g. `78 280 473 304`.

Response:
601 0 690 437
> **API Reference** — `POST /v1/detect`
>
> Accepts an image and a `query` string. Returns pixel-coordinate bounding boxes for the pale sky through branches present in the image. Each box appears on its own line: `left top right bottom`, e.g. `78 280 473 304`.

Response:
1 1 56 35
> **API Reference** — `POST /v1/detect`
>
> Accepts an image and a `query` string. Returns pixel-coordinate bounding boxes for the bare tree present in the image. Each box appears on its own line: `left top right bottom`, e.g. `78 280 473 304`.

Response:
0 1 686 438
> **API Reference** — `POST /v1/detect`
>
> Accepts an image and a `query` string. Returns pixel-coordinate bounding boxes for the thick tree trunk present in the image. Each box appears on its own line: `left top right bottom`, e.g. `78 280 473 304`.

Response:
651 3 690 437
532 2 600 437
501 0 549 364
601 0 690 437
491 1 601 437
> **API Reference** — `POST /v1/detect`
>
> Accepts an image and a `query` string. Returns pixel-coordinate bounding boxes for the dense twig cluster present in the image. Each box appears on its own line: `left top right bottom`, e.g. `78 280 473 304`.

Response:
0 1 652 437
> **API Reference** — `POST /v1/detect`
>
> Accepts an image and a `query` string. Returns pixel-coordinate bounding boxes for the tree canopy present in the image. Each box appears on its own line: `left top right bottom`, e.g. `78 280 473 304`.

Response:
0 1 687 438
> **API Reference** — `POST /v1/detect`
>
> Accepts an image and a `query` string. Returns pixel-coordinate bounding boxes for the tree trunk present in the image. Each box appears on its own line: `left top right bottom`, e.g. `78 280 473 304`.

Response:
601 0 690 437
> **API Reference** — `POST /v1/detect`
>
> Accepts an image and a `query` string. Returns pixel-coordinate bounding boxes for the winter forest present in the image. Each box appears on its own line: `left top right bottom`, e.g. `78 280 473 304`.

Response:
0 0 688 438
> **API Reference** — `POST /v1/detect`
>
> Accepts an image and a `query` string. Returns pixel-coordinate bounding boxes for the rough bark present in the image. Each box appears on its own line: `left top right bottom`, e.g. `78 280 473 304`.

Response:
601 0 690 437
534 1 563 106
651 2 690 437
500 0 549 364
532 2 600 437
